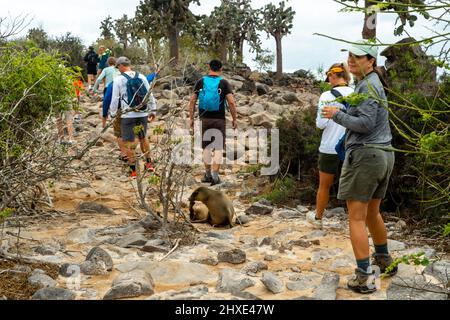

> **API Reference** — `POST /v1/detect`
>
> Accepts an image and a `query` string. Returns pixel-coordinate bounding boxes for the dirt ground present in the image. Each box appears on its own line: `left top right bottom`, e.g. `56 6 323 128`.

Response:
0 259 59 300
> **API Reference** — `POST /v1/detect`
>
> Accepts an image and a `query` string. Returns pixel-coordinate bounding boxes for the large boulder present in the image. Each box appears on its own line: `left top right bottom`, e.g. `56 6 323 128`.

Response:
424 260 450 285
282 92 299 103
245 201 274 216
80 247 114 276
28 270 57 288
218 248 247 264
249 112 277 129
216 269 256 293
256 83 270 96
32 288 76 300
229 79 244 91
85 247 114 270
239 80 256 94
265 102 284 116
76 201 114 215
261 272 284 294
115 261 216 286
381 37 438 96
103 270 155 300
313 273 340 300
183 64 203 85
387 275 447 300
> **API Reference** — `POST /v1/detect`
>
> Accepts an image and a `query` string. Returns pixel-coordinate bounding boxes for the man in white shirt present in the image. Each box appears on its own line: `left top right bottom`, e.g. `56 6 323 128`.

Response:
110 57 157 178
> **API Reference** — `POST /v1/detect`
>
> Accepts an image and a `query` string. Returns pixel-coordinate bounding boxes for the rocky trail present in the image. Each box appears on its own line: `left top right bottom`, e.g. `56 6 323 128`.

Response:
0 75 448 300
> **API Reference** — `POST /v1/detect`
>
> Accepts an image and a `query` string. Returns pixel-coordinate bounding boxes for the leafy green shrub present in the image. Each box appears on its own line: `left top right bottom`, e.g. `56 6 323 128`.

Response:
0 43 75 160
256 175 297 204
0 44 75 124
385 73 450 220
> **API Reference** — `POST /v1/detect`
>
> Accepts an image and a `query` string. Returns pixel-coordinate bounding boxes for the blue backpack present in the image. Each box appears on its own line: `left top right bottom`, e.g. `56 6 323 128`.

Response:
331 89 349 162
122 72 148 112
199 76 222 112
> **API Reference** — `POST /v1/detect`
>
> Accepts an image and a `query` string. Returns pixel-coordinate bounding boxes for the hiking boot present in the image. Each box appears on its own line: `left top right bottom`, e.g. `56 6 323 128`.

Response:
372 253 397 276
211 176 222 186
201 174 213 183
130 171 137 179
306 211 323 229
347 268 378 294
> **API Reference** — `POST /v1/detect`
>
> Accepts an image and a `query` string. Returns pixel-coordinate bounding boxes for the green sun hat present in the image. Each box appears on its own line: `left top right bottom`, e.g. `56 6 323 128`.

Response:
342 40 378 57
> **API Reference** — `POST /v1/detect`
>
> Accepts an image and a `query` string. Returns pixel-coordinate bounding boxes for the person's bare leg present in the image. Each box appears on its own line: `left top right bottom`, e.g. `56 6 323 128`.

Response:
212 149 223 173
66 119 74 141
139 138 150 160
87 75 93 89
203 148 212 172
347 200 370 260
56 117 64 141
126 141 138 165
366 199 388 246
316 171 335 219
117 138 127 157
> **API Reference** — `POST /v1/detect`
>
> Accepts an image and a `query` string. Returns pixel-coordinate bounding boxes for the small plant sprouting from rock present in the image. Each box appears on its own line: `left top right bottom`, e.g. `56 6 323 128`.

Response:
382 252 431 280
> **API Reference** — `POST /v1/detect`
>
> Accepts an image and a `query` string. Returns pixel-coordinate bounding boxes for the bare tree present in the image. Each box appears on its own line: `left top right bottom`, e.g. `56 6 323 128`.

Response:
0 14 31 42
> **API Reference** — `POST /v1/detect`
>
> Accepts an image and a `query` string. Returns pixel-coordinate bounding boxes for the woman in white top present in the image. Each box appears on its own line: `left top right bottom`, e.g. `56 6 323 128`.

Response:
307 63 353 228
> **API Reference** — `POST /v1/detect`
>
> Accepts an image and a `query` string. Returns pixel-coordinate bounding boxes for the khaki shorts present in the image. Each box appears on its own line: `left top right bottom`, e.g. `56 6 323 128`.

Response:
318 152 340 175
121 116 148 142
113 110 122 138
338 147 395 202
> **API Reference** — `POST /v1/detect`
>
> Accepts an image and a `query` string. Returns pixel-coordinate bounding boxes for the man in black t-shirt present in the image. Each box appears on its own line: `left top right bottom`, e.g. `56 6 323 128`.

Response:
84 46 100 92
189 60 238 186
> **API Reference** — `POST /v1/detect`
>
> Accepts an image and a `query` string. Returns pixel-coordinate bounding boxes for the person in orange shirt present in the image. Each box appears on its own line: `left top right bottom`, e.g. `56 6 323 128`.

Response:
73 77 84 106
72 75 85 131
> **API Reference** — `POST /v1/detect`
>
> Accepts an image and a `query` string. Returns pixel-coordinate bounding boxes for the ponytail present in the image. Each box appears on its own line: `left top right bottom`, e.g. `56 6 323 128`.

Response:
367 55 389 90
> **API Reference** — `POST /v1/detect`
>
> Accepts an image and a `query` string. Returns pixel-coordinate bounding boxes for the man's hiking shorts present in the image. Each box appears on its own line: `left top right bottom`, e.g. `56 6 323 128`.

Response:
113 110 122 138
338 147 395 202
201 118 226 151
121 116 148 142
87 65 97 75
318 152 340 175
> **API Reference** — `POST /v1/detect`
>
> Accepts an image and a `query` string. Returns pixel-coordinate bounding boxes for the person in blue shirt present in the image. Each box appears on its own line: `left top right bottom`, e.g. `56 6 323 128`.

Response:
102 71 159 162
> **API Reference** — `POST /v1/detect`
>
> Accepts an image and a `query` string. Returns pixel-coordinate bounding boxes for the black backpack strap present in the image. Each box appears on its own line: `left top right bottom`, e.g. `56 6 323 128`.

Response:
330 88 343 98
122 73 131 80
330 88 349 110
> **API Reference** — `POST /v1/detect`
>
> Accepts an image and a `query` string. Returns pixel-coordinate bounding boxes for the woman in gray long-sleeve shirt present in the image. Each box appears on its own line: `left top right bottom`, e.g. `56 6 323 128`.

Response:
323 40 396 294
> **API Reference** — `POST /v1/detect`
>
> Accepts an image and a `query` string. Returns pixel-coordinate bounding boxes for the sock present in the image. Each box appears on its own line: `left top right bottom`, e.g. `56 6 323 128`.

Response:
211 171 219 181
374 243 389 255
356 257 372 273
130 165 136 172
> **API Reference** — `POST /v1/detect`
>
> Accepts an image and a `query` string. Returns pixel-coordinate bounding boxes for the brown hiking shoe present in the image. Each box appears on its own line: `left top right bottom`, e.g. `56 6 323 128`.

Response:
372 253 397 276
347 268 378 294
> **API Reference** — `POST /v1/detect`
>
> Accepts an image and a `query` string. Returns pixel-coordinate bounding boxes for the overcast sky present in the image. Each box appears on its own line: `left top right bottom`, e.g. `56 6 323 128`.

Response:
1 0 440 73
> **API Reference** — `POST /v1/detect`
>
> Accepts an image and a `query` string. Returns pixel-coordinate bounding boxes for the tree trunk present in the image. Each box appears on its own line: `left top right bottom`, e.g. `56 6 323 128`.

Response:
363 0 377 39
234 37 244 65
219 41 228 64
168 24 179 65
275 33 283 80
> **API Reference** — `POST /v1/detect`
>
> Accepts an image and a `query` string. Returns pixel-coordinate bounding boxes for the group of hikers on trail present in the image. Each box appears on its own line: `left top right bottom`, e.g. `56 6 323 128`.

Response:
72 39 395 295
